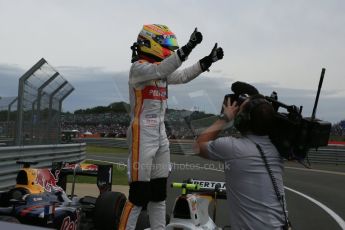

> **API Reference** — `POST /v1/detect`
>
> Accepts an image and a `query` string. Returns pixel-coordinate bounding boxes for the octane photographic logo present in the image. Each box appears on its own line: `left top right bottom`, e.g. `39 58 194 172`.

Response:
35 169 61 192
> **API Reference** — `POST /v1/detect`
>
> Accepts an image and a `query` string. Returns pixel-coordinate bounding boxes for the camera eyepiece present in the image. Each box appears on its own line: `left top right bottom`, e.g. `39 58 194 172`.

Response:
237 94 250 106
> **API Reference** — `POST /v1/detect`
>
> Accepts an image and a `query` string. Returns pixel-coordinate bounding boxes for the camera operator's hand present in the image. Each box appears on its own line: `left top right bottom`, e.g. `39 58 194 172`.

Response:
199 43 224 72
221 97 239 122
177 28 203 61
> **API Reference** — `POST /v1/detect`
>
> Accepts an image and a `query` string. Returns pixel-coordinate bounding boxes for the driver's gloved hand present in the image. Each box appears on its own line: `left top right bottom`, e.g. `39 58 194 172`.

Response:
177 28 203 61
199 43 224 71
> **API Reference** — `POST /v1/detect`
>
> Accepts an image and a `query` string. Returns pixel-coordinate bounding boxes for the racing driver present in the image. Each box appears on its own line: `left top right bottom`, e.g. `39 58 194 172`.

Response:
118 24 224 230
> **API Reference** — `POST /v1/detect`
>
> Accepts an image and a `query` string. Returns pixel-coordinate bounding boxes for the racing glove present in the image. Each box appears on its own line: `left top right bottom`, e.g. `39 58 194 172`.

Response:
177 28 203 61
199 43 224 71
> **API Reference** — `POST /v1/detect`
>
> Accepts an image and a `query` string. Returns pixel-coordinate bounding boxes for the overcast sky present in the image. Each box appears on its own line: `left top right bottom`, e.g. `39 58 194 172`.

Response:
0 0 344 123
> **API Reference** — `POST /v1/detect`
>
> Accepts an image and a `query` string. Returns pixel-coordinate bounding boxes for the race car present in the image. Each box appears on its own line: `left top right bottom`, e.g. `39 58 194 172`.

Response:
0 161 127 230
166 179 229 230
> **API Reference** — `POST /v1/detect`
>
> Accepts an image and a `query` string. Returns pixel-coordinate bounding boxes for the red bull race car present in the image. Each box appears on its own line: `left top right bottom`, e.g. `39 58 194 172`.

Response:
0 161 127 230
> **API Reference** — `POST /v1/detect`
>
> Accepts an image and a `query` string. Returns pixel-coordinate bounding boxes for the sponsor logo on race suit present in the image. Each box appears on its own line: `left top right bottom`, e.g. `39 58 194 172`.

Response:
143 114 159 127
142 86 167 100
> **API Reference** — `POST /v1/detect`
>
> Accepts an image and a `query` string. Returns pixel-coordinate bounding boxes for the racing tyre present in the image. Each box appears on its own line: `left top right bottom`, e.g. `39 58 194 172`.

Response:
94 191 127 230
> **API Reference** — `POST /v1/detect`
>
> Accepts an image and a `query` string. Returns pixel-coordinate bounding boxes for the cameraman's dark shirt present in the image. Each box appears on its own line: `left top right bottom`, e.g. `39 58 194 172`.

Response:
207 134 286 230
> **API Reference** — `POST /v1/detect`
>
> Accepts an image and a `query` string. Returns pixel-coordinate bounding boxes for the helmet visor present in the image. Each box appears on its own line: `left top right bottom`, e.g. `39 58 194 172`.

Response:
154 34 179 51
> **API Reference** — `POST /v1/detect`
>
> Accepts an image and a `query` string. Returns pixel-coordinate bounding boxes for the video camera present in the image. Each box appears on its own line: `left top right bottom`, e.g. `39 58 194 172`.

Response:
225 69 331 161
220 80 259 113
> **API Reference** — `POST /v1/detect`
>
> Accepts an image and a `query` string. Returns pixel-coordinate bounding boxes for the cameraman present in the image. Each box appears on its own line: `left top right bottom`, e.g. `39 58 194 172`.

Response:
194 94 289 230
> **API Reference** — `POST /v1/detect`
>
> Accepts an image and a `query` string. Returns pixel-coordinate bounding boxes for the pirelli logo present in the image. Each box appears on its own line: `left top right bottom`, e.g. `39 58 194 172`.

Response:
142 86 167 100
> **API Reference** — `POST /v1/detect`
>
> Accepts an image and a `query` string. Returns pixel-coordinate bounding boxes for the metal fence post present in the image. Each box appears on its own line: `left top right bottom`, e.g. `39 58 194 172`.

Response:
15 58 47 145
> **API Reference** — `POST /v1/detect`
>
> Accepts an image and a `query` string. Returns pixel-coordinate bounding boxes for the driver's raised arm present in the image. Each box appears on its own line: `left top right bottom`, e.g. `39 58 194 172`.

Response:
129 53 182 85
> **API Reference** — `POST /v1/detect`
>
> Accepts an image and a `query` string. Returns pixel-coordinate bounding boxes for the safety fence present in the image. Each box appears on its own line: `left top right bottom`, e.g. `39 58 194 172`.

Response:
81 138 345 165
0 138 14 146
16 58 75 146
0 143 86 190
0 58 74 146
0 97 17 139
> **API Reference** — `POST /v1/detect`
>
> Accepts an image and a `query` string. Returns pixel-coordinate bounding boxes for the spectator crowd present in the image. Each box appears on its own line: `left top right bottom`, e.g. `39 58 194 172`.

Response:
60 104 345 141
61 109 215 140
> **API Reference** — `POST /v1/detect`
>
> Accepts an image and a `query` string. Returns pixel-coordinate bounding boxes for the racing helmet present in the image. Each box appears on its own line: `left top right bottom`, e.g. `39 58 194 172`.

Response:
137 24 179 62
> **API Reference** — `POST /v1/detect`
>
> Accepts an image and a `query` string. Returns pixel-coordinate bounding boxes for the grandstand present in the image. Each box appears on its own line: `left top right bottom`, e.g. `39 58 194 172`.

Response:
61 102 344 141
60 104 223 140
331 120 345 140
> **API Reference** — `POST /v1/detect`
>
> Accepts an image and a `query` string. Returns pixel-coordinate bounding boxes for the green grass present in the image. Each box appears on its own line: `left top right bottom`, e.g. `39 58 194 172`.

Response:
67 160 128 185
86 145 128 155
329 135 345 142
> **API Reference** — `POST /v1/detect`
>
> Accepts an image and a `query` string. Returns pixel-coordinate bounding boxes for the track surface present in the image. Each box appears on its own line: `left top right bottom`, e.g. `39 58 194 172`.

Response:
88 153 345 230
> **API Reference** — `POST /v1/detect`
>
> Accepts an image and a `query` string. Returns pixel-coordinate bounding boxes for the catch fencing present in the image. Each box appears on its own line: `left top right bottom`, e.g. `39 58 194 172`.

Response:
0 97 17 145
15 58 74 146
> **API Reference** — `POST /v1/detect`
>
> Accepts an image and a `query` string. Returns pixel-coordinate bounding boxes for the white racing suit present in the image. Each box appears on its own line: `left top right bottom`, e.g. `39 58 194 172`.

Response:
119 52 203 230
